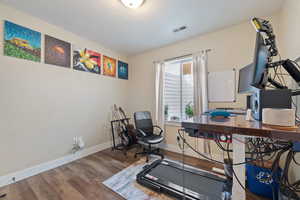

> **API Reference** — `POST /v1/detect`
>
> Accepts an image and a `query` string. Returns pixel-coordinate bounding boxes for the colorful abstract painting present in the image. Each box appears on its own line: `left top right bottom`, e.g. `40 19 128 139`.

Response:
73 47 101 74
118 61 128 80
4 21 41 62
103 55 117 77
44 35 71 68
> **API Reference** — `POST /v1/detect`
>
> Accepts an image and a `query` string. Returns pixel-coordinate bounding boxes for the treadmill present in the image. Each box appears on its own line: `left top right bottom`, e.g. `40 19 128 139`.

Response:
137 159 232 200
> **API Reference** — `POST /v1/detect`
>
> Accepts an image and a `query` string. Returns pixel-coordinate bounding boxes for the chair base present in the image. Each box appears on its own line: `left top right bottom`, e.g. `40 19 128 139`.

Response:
134 144 164 162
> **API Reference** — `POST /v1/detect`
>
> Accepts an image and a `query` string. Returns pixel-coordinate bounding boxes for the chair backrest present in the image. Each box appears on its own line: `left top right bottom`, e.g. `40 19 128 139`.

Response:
134 111 154 136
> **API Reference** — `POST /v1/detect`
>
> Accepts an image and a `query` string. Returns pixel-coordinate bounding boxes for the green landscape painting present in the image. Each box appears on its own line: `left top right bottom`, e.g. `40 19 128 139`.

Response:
4 20 41 62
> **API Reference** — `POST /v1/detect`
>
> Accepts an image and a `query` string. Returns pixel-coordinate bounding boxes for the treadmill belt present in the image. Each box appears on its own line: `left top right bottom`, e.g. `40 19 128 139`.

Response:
141 160 226 200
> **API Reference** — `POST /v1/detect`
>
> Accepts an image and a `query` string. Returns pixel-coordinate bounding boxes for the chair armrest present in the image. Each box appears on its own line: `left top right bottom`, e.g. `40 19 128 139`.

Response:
153 125 163 136
136 129 147 137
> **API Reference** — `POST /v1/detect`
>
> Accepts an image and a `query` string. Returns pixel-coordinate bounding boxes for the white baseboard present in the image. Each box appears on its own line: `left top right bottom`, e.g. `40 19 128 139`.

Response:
0 142 111 188
0 142 222 188
160 143 224 163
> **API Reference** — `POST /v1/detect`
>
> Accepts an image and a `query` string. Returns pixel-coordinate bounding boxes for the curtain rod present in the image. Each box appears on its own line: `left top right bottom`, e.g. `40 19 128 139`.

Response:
153 48 212 64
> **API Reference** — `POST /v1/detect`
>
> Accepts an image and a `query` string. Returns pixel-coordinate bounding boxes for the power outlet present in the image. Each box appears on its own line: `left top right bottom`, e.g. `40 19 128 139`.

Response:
72 136 85 153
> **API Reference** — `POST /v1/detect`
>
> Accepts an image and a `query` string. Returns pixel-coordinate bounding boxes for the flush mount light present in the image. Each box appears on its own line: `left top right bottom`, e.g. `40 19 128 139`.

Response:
121 0 145 9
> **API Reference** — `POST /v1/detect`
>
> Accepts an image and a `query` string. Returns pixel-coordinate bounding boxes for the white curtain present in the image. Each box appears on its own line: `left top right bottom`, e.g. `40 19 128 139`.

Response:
193 51 209 115
193 51 210 155
155 62 165 129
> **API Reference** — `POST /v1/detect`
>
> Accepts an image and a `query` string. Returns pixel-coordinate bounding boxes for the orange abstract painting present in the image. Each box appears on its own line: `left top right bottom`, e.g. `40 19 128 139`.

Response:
103 55 117 77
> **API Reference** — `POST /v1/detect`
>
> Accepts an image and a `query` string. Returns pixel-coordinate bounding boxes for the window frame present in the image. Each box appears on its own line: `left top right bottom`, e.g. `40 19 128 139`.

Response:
164 57 193 123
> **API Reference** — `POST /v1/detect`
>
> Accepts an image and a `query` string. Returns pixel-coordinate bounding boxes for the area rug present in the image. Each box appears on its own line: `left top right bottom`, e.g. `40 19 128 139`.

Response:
103 158 173 200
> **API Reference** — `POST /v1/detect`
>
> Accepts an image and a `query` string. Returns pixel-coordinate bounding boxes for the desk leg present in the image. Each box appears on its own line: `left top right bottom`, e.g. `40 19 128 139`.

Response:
232 134 246 200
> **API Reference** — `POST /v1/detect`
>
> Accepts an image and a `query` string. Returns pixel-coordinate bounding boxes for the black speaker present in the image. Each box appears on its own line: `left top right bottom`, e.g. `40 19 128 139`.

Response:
250 89 292 121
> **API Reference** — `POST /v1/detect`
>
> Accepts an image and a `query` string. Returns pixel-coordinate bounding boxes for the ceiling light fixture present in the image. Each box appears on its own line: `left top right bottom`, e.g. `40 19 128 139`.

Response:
121 0 145 9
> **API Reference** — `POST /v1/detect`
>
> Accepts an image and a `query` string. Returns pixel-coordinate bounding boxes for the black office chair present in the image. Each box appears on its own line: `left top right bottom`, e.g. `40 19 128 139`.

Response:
134 111 164 162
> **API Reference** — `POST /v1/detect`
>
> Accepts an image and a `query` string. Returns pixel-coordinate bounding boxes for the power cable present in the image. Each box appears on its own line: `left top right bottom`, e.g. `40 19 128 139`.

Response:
177 129 290 166
226 142 248 193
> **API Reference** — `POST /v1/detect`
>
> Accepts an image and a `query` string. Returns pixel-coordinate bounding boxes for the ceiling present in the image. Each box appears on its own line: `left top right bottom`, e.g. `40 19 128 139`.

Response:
1 0 285 56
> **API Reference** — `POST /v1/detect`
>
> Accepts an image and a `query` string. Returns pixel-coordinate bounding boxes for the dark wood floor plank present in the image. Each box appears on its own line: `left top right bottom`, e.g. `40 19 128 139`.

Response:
41 168 86 200
90 154 125 175
14 180 38 200
80 157 113 181
67 161 101 183
7 183 23 200
0 186 8 200
67 176 97 199
0 186 8 194
100 149 137 166
56 162 120 200
27 175 62 200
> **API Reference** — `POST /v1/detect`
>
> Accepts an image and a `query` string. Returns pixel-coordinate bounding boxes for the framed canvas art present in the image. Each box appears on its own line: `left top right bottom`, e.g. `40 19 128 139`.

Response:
4 20 41 62
73 47 101 74
118 60 128 80
103 55 117 77
44 35 71 68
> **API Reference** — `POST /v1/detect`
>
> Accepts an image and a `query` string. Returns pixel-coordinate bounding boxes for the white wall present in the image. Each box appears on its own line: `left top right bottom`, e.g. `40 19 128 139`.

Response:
279 0 300 60
0 3 129 176
278 0 300 182
127 14 281 158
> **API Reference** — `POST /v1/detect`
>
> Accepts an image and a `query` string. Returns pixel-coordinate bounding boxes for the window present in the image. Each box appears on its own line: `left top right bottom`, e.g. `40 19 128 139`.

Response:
164 58 194 122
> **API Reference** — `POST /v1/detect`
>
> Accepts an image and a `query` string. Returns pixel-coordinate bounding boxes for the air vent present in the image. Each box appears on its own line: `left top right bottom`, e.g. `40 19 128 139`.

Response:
173 26 187 33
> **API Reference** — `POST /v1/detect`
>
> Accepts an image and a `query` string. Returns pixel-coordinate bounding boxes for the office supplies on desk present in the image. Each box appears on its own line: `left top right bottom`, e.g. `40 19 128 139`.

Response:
216 108 246 115
209 110 231 118
245 109 253 121
206 108 246 116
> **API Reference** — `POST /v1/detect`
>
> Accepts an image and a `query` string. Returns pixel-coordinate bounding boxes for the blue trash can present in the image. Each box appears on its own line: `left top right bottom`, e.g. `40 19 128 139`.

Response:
246 163 281 200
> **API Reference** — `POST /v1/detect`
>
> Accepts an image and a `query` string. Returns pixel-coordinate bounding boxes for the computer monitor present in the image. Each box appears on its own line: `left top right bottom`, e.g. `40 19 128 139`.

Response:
251 32 270 89
238 63 254 93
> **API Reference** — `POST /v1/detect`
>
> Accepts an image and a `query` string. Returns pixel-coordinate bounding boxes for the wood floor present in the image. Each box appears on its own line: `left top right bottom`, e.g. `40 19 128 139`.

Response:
0 148 265 200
